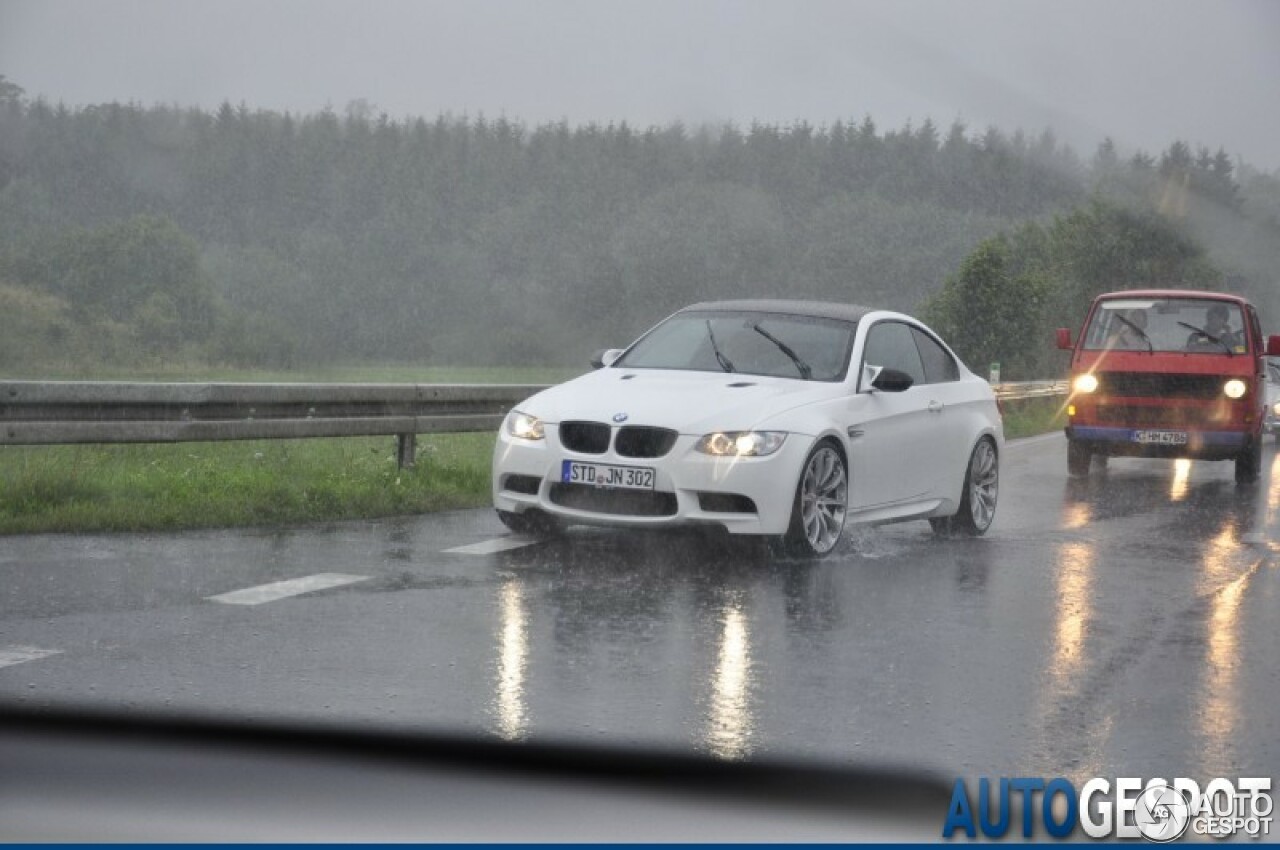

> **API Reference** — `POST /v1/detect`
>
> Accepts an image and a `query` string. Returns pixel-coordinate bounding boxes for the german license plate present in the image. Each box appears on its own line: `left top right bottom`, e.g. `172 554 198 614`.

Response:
1133 430 1188 445
561 460 654 490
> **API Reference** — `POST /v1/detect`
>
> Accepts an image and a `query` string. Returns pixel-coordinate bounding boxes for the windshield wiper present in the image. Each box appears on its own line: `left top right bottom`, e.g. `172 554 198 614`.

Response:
1113 315 1154 353
752 321 812 380
706 320 735 373
1177 321 1233 356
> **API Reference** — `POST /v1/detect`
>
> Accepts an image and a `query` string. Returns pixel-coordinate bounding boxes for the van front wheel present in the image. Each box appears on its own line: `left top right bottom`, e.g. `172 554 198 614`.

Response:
1067 440 1091 477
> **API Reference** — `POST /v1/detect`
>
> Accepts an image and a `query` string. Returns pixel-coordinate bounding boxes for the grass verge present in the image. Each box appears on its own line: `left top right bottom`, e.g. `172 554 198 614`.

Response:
0 434 495 535
1001 395 1068 440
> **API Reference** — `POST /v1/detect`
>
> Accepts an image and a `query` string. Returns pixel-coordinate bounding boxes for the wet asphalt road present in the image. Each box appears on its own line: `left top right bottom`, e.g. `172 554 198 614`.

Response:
2 433 1278 783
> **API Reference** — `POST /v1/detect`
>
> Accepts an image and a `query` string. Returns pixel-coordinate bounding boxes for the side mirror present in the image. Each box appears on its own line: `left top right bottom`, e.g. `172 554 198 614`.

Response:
1056 328 1074 351
1267 335 1280 357
590 348 624 369
871 368 914 393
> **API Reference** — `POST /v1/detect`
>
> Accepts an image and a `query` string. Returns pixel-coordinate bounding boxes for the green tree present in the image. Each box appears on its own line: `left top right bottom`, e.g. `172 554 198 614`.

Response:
923 237 1047 378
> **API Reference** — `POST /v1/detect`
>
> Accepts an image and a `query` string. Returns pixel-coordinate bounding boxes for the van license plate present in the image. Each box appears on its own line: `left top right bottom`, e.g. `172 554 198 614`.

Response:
1133 430 1188 445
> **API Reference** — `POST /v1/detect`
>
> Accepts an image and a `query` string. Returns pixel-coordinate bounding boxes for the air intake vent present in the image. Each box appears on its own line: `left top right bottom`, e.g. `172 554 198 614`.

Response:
502 474 541 495
697 493 758 514
549 484 677 517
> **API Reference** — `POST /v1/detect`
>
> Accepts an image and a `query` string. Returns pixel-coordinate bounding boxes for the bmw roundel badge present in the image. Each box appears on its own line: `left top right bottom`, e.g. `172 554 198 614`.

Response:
612 412 629 423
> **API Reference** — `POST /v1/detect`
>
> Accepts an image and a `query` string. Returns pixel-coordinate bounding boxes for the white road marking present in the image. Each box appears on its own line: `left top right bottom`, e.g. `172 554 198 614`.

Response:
207 573 368 605
444 536 539 555
0 646 62 669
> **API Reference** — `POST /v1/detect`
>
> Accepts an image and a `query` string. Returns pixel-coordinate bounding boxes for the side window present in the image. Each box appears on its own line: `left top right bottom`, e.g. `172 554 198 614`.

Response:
1247 305 1263 352
861 321 925 388
910 327 960 384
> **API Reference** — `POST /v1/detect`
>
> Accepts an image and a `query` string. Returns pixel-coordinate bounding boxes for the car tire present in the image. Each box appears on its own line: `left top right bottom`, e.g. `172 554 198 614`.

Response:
496 509 561 536
1067 440 1091 477
774 440 848 558
1235 438 1262 484
933 437 998 537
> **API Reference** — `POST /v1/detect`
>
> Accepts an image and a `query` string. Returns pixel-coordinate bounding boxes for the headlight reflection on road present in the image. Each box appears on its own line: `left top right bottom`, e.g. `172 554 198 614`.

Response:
1266 452 1280 521
1062 501 1092 530
1169 458 1192 502
1050 542 1095 681
1199 566 1253 770
494 579 529 741
706 602 754 760
1035 538 1106 778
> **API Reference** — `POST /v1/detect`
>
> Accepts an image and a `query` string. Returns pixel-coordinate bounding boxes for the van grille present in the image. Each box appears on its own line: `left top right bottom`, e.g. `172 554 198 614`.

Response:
1094 404 1225 427
1098 372 1225 400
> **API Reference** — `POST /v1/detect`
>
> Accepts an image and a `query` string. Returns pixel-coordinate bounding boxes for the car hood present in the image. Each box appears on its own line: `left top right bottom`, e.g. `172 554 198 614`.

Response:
518 368 844 434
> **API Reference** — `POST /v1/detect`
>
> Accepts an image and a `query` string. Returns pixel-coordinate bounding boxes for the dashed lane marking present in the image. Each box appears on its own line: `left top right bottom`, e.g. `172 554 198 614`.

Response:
206 573 369 606
443 536 540 555
0 646 62 669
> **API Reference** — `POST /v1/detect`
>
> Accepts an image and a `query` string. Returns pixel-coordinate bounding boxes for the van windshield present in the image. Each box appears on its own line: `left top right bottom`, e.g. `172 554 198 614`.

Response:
1081 298 1248 354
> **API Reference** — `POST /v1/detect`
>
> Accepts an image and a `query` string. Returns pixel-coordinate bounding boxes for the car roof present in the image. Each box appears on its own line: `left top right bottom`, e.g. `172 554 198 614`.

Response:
678 299 875 323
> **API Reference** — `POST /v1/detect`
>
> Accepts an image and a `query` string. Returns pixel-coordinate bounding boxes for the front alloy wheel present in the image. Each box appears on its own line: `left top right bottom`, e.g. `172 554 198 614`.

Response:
777 441 848 557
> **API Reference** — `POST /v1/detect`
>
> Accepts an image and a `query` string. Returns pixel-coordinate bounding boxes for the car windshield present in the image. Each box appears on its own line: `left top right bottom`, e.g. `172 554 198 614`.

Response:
1081 298 1248 354
614 311 855 381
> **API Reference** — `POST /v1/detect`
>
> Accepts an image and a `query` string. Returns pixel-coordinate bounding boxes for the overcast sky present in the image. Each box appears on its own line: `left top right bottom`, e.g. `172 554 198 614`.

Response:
2 0 1277 169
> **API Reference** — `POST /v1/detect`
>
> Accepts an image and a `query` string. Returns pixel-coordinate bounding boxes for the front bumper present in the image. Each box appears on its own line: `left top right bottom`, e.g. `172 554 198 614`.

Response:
1066 424 1250 460
492 425 813 535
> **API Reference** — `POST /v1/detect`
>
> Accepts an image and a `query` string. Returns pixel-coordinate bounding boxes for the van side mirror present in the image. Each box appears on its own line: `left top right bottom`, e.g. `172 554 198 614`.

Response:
590 348 624 369
1055 328 1073 351
1268 335 1280 357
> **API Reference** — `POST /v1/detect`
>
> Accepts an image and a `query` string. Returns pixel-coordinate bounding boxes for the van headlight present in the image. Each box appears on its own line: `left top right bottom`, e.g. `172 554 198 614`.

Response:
696 431 787 457
1223 379 1247 400
1072 374 1099 394
505 410 545 441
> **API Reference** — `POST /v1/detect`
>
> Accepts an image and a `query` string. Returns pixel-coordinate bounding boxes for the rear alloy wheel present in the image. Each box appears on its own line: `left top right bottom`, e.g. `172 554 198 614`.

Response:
776 441 848 557
1067 440 1091 477
1235 438 1262 484
933 437 999 537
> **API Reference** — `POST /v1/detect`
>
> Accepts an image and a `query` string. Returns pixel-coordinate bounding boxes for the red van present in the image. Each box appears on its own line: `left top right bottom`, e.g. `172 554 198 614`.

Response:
1057 290 1280 482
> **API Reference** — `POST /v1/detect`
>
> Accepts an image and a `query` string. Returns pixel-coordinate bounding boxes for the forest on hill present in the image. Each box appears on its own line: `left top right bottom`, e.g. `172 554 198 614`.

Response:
1 75 1277 378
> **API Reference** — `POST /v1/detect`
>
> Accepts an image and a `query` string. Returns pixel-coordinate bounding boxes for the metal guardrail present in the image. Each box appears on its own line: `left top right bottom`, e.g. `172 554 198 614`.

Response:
992 380 1069 400
1 378 1066 469
0 382 547 468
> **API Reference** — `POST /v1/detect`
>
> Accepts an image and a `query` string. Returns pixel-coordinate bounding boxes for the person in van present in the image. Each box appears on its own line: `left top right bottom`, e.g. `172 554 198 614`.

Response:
1108 308 1150 350
1186 303 1241 350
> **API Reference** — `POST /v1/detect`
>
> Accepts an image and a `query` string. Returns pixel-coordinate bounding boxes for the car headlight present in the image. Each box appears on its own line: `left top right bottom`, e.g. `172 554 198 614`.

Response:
505 410 545 441
696 431 787 457
1223 379 1247 399
1072 374 1098 394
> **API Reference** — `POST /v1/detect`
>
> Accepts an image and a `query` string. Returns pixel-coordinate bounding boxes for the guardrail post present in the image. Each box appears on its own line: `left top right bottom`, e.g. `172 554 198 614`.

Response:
396 433 416 469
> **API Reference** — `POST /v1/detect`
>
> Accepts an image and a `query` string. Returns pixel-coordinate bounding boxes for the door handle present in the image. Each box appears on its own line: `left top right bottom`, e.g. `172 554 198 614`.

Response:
928 401 944 413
